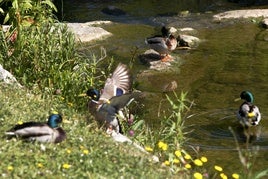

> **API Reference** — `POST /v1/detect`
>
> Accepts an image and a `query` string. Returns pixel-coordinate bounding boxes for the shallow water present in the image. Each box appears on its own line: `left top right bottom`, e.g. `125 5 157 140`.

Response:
62 0 268 174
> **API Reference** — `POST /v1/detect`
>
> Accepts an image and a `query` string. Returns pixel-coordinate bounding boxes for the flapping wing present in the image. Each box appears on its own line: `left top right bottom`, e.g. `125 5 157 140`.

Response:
100 63 131 101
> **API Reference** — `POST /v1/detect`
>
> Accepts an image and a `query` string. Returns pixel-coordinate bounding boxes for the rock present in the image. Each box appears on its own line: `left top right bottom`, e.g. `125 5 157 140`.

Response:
0 64 22 87
213 9 268 21
2 22 112 43
139 49 175 71
67 22 112 42
162 80 178 92
177 34 200 48
262 18 268 28
101 6 126 16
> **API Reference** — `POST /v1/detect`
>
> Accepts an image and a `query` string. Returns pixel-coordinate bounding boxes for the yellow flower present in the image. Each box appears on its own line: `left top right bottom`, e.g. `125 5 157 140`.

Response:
51 110 59 114
194 159 203 166
145 146 153 152
17 121 23 125
164 160 170 166
158 141 168 151
194 172 203 179
184 154 191 160
220 173 228 179
68 102 73 107
175 150 182 157
162 144 168 151
62 163 71 169
232 173 239 179
83 149 89 155
66 149 71 154
173 158 180 164
185 163 191 169
7 166 13 171
37 163 43 168
214 165 223 172
79 145 84 150
200 156 208 163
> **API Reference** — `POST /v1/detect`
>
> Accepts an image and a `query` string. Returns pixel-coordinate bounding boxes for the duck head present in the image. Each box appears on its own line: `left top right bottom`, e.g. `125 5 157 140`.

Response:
240 91 254 103
47 114 62 128
86 89 100 101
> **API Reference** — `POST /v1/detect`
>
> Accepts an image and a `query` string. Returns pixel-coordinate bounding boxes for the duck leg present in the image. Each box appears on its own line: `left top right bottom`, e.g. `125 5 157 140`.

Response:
160 54 173 62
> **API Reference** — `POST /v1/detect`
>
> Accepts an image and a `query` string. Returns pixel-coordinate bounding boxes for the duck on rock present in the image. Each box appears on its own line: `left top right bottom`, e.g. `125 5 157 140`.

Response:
5 113 66 143
236 91 261 128
86 63 140 134
145 26 177 62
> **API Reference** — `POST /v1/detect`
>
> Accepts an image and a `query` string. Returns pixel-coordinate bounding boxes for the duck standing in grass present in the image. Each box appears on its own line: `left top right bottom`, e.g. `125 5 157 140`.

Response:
145 26 178 62
86 63 140 134
5 113 66 143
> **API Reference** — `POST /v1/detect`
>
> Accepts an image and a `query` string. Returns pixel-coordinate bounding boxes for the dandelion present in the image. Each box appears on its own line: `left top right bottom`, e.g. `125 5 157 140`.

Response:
185 163 191 169
200 156 208 163
157 141 168 151
175 150 182 157
66 149 71 154
232 173 239 179
162 144 168 151
37 163 43 168
83 149 89 155
184 154 191 160
173 158 180 164
164 160 170 166
67 102 73 107
194 172 203 179
62 163 71 169
214 165 223 172
220 173 228 179
145 146 153 152
7 166 13 171
158 141 168 151
17 121 23 125
79 145 84 150
194 159 203 166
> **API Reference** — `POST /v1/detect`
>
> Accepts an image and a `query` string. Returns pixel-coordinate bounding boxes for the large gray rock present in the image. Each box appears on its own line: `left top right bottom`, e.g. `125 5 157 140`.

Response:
0 64 22 87
262 18 268 28
67 21 112 42
214 9 268 21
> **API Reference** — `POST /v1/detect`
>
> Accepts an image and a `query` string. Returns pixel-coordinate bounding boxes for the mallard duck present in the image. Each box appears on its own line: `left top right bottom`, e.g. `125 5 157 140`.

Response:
236 91 261 127
86 63 140 134
145 26 177 62
5 114 66 143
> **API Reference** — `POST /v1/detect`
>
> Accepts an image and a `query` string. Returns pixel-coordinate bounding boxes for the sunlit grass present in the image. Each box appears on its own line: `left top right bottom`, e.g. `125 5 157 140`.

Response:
0 85 174 178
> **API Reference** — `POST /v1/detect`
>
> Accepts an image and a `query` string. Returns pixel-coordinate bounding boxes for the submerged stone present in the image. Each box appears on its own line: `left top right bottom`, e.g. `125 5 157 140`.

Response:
101 6 126 16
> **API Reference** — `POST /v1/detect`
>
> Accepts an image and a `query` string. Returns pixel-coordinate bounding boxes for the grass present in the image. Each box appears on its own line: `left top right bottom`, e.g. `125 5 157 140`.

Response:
0 84 173 178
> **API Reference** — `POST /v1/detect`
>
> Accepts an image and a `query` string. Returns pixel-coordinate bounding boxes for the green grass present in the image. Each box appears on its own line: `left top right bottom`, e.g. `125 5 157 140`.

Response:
0 84 174 178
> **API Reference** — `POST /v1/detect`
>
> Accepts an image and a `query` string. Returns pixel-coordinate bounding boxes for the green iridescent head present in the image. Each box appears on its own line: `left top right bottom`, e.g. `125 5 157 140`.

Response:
240 91 254 103
47 114 62 128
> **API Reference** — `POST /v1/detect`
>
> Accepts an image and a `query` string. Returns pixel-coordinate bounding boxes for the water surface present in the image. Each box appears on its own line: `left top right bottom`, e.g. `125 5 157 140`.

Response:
62 0 268 174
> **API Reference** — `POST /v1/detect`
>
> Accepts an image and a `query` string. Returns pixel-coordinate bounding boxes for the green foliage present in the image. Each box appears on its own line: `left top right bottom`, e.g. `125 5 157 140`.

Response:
0 0 111 110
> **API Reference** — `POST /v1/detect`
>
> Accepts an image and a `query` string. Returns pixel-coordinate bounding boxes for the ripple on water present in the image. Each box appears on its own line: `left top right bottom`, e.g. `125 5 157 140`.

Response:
185 108 268 150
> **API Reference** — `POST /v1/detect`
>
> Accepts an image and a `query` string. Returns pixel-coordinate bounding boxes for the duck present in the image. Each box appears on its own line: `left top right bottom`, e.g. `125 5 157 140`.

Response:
86 63 140 134
236 91 261 128
5 113 66 143
145 26 178 62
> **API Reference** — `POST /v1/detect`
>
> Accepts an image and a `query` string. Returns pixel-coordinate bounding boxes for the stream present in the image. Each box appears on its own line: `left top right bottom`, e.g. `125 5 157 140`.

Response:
61 0 268 174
